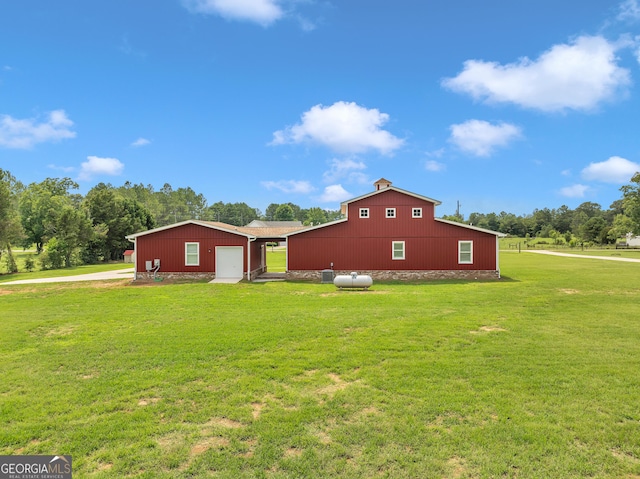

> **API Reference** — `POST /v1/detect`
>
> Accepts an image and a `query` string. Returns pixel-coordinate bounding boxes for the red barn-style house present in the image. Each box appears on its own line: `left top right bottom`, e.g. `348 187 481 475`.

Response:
285 179 505 281
126 221 304 281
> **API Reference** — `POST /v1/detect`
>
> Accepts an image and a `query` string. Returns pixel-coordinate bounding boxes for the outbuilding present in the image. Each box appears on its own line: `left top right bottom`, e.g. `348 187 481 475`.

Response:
125 220 304 281
123 249 135 263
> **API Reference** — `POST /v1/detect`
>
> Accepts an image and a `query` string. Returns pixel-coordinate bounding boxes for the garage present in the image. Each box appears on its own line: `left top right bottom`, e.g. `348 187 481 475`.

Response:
216 246 244 279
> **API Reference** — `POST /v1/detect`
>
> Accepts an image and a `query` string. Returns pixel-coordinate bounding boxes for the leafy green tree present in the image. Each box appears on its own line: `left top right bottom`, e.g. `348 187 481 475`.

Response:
0 169 24 270
620 172 640 234
117 182 162 220
274 204 295 221
48 203 94 267
266 202 303 221
84 183 155 261
553 205 574 234
325 209 343 222
19 178 79 253
441 214 465 223
203 202 259 226
304 207 328 226
581 216 607 244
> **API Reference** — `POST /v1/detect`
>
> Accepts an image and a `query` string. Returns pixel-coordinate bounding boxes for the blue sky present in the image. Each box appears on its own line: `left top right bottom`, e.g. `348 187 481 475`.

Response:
1 1 640 217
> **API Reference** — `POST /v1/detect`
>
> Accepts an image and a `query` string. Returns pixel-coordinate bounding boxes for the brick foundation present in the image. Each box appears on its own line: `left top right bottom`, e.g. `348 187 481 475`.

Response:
134 266 265 282
286 269 501 282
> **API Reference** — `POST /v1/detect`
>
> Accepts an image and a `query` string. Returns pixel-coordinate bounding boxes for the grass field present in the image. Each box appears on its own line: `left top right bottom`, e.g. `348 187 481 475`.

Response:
1 253 639 478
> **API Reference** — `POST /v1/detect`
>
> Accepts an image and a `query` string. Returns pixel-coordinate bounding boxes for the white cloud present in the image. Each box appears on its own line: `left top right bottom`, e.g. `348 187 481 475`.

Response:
0 110 76 149
425 160 445 172
318 184 352 203
271 101 404 155
581 156 640 183
79 156 124 181
442 35 631 112
48 164 75 173
560 184 589 198
322 158 368 184
131 137 151 147
449 120 522 157
261 179 315 194
561 169 572 176
182 0 283 26
618 0 640 21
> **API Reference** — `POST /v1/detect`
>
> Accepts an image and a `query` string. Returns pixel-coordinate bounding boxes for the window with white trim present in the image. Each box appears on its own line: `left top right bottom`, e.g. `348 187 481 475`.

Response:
458 240 473 264
386 208 396 218
412 208 422 218
185 242 200 266
359 208 369 218
392 241 405 260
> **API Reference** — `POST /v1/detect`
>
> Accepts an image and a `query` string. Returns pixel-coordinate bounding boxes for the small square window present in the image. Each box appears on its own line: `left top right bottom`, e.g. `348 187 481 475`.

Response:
359 208 369 218
386 208 396 218
412 208 422 218
458 241 473 264
392 241 405 260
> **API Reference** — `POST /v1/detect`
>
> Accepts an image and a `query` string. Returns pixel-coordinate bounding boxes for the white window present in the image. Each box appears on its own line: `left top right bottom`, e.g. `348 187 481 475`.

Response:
458 241 473 264
412 208 422 218
392 241 405 260
386 208 396 218
185 242 200 266
359 208 369 218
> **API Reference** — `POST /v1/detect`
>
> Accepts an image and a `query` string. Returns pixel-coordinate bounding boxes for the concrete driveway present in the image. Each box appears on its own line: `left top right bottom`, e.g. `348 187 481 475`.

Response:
1 268 135 285
526 250 640 263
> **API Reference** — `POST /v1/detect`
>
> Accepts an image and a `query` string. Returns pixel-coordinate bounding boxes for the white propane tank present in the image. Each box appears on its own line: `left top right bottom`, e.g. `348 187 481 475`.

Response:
333 272 373 290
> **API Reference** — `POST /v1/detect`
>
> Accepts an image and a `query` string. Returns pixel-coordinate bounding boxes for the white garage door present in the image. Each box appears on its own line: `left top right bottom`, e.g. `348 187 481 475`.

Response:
216 246 244 279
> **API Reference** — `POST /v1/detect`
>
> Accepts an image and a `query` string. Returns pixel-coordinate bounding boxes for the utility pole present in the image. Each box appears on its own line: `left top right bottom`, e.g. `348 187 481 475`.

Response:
456 201 461 220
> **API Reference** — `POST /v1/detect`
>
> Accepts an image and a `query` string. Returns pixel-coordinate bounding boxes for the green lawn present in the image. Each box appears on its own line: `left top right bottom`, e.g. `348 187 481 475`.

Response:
0 261 132 283
1 254 639 478
266 247 286 273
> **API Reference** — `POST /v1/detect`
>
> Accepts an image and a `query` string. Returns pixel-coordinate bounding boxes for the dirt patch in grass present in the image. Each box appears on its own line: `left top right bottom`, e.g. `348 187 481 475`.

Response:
612 449 640 464
284 447 303 458
205 417 244 429
14 440 41 454
251 402 264 419
138 398 161 406
317 373 349 396
470 326 507 334
157 432 186 453
559 288 580 294
447 456 469 478
191 437 229 456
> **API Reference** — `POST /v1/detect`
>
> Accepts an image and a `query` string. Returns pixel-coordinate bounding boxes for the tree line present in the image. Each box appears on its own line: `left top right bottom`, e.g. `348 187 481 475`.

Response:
442 174 640 245
2 169 640 272
0 170 341 272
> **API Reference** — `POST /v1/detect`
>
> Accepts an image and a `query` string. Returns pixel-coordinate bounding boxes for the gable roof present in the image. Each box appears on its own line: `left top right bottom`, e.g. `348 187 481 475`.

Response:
341 185 442 211
284 217 348 237
126 220 257 241
435 218 506 237
246 220 303 228
126 219 307 241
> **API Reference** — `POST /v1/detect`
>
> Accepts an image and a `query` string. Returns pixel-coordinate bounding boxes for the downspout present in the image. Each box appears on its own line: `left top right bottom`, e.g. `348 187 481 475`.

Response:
127 236 138 281
247 236 256 282
496 236 500 279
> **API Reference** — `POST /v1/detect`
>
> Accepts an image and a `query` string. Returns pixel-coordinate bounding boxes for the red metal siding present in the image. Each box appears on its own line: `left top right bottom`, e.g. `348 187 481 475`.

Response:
135 224 248 273
249 241 264 273
288 190 497 271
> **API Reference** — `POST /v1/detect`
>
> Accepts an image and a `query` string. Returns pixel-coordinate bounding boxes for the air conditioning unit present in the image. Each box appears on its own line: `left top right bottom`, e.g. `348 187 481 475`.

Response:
321 269 334 283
